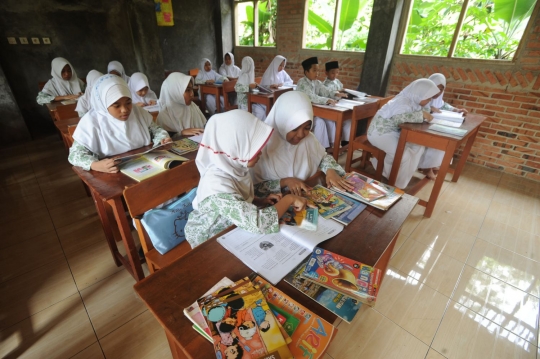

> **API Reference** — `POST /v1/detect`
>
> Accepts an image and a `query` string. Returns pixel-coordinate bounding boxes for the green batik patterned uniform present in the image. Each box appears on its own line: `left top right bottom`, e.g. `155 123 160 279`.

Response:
234 83 250 111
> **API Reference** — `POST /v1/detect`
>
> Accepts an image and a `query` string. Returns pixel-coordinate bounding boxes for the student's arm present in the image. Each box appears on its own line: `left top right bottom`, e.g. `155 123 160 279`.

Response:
148 122 171 146
318 154 346 176
68 140 99 171
316 81 339 99
234 83 250 94
281 71 294 86
36 91 55 105
194 74 206 85
393 111 424 125
218 67 227 77
296 78 330 105
254 179 281 198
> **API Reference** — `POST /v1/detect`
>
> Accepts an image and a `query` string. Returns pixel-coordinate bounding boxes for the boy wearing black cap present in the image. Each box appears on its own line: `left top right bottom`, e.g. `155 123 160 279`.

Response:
323 61 344 92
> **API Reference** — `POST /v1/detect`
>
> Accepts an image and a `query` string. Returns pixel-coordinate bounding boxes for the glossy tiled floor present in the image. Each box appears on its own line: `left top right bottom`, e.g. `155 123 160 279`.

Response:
0 135 539 359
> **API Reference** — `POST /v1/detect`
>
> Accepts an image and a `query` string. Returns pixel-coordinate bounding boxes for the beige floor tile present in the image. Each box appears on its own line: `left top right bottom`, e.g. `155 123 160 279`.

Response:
431 301 537 359
452 265 538 345
48 196 96 229
391 233 409 258
99 311 172 359
81 270 146 339
0 294 97 359
425 349 447 358
0 230 64 284
409 217 476 262
66 239 124 291
1 206 56 247
0 259 77 331
57 214 107 256
327 306 429 359
429 203 485 237
322 353 334 359
0 177 42 199
400 204 426 238
0 152 31 171
40 175 89 208
69 342 104 359
466 239 540 298
0 192 47 221
375 267 450 345
389 238 465 297
485 200 538 236
0 165 36 186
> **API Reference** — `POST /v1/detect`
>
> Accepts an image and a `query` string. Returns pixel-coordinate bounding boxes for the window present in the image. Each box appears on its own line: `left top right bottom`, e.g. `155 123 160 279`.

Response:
401 0 537 60
303 0 374 52
235 0 277 47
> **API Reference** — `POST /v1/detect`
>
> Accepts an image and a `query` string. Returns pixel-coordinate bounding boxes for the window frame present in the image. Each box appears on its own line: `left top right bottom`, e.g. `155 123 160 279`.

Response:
234 0 277 48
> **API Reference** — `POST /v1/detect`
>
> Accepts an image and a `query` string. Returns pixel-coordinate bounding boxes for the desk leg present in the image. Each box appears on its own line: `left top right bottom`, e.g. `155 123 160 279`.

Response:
424 141 456 218
165 330 190 359
199 90 206 113
452 128 479 182
265 99 272 116
108 198 145 281
215 91 221 113
388 129 409 186
91 191 121 267
248 95 253 113
331 118 343 161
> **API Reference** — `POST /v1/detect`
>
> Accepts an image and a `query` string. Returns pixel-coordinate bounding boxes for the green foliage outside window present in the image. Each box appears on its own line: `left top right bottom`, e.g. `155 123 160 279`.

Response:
237 0 277 47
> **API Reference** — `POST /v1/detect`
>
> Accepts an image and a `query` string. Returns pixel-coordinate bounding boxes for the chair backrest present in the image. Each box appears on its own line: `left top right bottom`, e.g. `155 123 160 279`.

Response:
188 68 199 77
274 87 293 102
66 125 77 148
255 77 262 84
38 81 47 91
352 101 380 130
54 103 78 121
377 95 394 109
222 79 238 111
67 124 77 137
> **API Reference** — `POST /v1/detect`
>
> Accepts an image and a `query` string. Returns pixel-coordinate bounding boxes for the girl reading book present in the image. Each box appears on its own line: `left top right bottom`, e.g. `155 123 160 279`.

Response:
128 72 158 107
36 57 85 105
194 58 228 115
184 110 311 248
75 69 103 117
107 60 130 83
69 74 171 173
234 56 257 113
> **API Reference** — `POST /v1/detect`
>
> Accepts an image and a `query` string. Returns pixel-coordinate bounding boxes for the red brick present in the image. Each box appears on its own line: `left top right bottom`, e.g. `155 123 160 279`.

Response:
497 113 516 120
515 72 529 88
525 161 540 169
494 71 508 85
529 143 540 150
523 123 540 131
533 75 540 90
475 109 496 116
452 67 461 81
459 95 477 101
525 172 540 181
514 95 537 103
492 93 513 100
506 108 529 115
474 69 487 83
521 103 540 111
498 100 522 108
522 65 540 71
402 63 412 75
502 119 524 127
485 70 498 84
466 69 477 83
506 139 529 146
457 68 468 82
485 104 506 112
526 72 535 83
465 102 485 109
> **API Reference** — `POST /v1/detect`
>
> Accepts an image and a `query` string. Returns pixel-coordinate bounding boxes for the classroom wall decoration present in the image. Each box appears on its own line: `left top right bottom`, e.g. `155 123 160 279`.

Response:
155 0 174 26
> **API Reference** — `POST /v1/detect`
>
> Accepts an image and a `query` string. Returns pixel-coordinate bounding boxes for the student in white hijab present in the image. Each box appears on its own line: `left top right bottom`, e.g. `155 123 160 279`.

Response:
184 110 310 248
367 78 439 188
425 73 468 114
36 57 84 105
252 91 353 197
234 56 257 112
107 61 131 83
157 72 206 137
69 74 171 172
218 52 241 79
128 72 158 106
194 58 228 115
253 55 294 121
75 70 103 117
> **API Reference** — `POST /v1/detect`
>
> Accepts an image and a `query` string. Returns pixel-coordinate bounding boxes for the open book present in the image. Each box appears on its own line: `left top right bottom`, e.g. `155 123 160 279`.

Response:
142 104 160 113
217 217 344 285
60 99 78 105
119 150 188 182
429 123 468 137
430 110 464 127
344 89 367 98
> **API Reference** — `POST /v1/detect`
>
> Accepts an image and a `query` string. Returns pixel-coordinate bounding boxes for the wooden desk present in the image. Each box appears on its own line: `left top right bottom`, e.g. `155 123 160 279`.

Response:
54 116 80 149
45 101 64 121
248 88 293 116
134 176 418 358
72 146 198 281
313 104 353 160
389 114 486 218
198 84 223 113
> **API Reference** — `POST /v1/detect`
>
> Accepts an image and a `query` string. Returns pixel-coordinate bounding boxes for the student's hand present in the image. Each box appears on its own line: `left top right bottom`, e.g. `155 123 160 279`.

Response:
284 194 313 212
270 84 280 89
181 128 204 136
326 170 354 191
77 92 83 97
327 99 337 106
91 159 119 173
422 111 433 121
135 102 145 107
161 137 173 145
222 78 229 82
430 106 441 113
206 80 215 85
64 94 80 100
249 83 257 89
281 178 312 196
148 100 157 105
336 92 348 98
455 108 468 115
254 193 283 208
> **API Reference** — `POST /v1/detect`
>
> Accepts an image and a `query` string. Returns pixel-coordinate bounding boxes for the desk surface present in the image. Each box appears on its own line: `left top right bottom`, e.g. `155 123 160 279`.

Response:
400 113 485 140
54 116 80 132
134 180 418 358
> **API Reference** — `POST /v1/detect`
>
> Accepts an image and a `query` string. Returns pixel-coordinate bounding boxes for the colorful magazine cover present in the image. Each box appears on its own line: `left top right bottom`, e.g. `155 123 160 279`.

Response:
301 247 382 306
251 275 337 359
279 206 318 231
284 259 362 323
333 174 404 211
170 138 199 155
198 277 293 359
304 185 351 219
343 172 387 202
331 195 367 226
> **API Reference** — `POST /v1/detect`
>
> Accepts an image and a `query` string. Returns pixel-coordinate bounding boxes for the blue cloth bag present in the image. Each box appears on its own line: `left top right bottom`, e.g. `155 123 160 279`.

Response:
141 187 197 255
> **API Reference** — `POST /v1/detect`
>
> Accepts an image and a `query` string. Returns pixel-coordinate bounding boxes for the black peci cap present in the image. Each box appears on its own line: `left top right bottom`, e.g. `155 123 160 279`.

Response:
301 57 318 71
325 61 339 71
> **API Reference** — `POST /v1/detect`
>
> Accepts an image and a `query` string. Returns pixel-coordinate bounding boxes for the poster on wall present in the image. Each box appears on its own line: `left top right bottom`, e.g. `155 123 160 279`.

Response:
155 0 174 26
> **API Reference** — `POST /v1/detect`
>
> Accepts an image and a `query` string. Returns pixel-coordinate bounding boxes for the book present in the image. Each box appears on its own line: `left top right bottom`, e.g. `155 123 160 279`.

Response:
197 277 293 359
217 217 343 285
331 195 367 226
169 138 199 155
344 89 367 98
432 110 464 123
336 172 387 202
142 104 160 112
113 143 169 163
60 99 78 105
301 247 382 306
304 185 351 219
256 85 273 94
188 134 204 143
279 206 318 231
284 259 362 323
252 275 337 359
429 123 468 137
119 150 188 182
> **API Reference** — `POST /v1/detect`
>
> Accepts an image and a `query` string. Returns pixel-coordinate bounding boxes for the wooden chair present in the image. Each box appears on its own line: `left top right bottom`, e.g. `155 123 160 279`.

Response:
38 81 47 91
188 68 199 77
255 77 262 84
66 125 77 148
123 160 200 274
54 103 78 121
222 79 238 111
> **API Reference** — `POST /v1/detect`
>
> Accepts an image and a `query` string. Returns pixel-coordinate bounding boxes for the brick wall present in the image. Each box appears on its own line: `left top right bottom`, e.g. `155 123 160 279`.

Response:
234 0 540 182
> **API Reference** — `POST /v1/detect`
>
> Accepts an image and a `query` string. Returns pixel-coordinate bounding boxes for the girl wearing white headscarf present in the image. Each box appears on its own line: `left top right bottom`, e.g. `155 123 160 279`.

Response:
75 70 103 117
425 73 468 114
218 52 241 78
69 74 171 172
194 58 228 115
253 55 294 121
184 110 310 248
367 79 439 188
36 57 85 105
252 91 352 198
107 61 131 83
234 56 257 112
128 72 158 106
157 72 206 137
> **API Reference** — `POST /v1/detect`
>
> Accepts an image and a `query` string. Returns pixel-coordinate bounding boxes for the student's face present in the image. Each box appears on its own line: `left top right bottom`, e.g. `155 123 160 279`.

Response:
184 82 194 105
286 121 312 145
277 60 285 72
419 98 432 106
225 54 232 66
61 65 73 81
204 61 212 72
136 86 149 97
326 68 339 81
433 84 444 99
305 64 319 81
108 96 132 121
109 70 121 77
247 151 262 167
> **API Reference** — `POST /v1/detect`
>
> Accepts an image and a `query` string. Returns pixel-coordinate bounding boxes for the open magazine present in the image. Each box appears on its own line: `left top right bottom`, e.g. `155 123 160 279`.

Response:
430 110 465 127
217 218 343 285
429 123 468 137
119 150 188 182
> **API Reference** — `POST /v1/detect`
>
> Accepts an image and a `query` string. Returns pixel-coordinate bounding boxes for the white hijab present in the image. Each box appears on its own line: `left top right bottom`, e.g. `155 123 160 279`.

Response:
42 57 83 97
237 56 255 86
128 72 158 104
193 110 273 209
107 61 130 83
157 72 207 133
378 79 440 119
73 74 152 158
428 73 446 109
195 58 221 82
252 91 326 183
261 55 293 86
75 70 103 115
219 52 241 78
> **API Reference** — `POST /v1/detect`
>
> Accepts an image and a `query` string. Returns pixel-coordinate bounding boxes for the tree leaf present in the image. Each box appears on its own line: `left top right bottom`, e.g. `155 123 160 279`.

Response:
339 0 361 32
491 0 536 24
308 9 334 34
